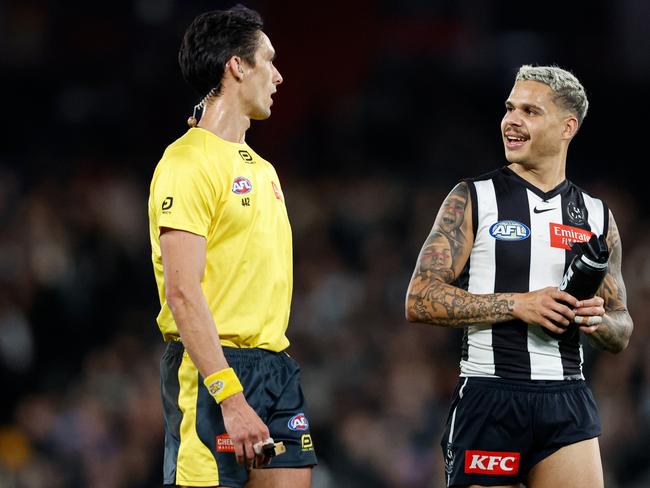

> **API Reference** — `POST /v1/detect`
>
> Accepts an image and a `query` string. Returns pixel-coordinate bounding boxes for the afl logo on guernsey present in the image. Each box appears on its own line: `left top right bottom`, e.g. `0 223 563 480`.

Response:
232 176 252 194
489 220 530 241
288 413 309 431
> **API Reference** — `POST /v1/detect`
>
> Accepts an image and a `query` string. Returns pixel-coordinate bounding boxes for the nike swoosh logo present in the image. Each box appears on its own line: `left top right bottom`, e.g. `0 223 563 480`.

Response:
533 207 556 214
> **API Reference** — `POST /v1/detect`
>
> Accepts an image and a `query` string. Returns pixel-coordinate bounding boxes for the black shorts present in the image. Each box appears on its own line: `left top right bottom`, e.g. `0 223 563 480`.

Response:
441 376 601 487
161 341 317 487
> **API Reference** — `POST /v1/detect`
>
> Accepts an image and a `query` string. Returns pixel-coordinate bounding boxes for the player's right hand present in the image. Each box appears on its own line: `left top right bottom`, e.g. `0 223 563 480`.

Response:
220 392 270 469
512 286 578 334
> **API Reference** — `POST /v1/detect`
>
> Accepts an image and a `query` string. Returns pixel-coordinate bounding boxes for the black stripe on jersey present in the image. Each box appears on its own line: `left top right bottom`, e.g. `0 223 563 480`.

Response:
461 328 469 362
459 179 476 363
458 260 470 362
602 201 609 239
492 175 532 379
557 188 583 377
465 178 479 237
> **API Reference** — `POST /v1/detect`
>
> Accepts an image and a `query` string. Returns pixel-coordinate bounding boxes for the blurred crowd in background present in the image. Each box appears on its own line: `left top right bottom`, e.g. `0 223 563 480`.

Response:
1 1 649 487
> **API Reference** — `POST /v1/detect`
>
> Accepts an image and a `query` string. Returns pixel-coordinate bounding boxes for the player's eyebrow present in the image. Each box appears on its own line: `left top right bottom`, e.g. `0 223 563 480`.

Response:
505 100 545 113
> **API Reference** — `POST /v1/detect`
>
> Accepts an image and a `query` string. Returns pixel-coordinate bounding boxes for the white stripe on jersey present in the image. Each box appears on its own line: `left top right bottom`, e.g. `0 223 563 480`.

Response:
583 192 606 235
526 190 565 380
461 179 497 377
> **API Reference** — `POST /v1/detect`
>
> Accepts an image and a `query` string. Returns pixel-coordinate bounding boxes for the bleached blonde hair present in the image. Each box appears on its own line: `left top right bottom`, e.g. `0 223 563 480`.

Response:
516 65 589 126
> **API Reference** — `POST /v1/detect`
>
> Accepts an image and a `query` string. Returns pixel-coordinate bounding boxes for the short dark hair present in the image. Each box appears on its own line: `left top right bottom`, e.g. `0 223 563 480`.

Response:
178 4 263 98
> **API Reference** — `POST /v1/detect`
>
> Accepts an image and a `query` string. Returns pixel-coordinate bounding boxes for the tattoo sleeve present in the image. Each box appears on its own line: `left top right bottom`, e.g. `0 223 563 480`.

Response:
405 182 516 328
587 211 634 352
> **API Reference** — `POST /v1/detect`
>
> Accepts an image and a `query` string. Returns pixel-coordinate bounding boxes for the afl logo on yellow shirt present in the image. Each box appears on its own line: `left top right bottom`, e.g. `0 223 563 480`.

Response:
232 176 252 194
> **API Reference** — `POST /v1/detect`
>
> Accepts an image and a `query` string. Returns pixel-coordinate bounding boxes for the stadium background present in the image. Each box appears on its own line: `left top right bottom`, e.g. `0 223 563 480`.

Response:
1 0 649 486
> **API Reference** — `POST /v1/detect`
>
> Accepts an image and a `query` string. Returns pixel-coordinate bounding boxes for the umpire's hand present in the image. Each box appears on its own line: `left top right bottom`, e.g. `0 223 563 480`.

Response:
221 392 270 470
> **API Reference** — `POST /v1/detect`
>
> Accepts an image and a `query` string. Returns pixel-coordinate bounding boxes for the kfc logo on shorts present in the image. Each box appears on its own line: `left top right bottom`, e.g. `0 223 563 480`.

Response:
288 413 309 431
232 176 253 194
464 450 520 475
216 434 235 453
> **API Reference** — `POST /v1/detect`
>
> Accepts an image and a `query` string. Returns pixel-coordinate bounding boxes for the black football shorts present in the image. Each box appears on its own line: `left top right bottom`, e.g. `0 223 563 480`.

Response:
441 376 601 487
161 341 317 487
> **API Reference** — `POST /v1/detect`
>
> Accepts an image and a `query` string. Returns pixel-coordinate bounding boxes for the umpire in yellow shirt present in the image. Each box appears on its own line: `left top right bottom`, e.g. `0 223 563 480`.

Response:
148 6 316 487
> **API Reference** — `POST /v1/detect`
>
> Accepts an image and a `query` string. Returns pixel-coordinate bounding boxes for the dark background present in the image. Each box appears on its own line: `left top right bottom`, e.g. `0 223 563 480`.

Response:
0 1 649 486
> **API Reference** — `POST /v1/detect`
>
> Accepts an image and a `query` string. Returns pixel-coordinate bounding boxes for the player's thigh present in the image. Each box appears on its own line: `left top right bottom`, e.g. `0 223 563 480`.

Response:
246 466 312 488
527 437 603 488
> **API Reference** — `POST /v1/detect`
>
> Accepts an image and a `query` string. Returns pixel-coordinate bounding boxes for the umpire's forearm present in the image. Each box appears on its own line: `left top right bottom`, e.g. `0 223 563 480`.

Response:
167 285 229 377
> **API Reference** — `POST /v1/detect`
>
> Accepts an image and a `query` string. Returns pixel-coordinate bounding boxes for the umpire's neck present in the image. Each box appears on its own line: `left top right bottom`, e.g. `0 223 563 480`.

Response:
198 93 251 145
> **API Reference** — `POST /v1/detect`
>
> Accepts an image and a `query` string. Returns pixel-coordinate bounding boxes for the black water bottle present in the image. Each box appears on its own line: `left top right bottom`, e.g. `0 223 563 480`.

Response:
550 234 609 340
560 234 609 299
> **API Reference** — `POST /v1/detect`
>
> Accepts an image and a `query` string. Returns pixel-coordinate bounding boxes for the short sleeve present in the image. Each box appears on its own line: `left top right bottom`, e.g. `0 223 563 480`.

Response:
151 146 221 237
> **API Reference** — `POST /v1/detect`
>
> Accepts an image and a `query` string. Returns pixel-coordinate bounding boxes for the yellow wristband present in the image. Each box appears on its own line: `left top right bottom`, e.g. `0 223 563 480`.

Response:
203 368 243 404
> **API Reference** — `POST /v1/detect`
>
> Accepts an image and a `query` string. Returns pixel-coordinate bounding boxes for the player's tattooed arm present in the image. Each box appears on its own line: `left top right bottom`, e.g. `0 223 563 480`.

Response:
587 211 633 353
405 182 516 327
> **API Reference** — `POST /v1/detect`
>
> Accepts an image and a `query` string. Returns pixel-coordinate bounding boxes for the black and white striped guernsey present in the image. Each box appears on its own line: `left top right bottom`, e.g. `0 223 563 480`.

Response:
458 166 608 380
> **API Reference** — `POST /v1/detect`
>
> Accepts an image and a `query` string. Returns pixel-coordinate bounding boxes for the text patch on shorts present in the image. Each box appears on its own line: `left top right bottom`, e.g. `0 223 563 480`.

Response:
216 434 235 453
464 450 520 475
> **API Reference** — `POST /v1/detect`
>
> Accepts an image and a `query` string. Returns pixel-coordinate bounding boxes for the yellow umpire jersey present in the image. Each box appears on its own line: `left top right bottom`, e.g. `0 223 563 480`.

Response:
148 127 292 352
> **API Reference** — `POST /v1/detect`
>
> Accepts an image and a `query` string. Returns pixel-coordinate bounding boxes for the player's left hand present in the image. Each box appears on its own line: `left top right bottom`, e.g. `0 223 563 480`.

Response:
573 296 605 334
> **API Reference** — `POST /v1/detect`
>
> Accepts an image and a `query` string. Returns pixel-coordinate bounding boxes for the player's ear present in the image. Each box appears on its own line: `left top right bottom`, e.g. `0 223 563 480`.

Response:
562 115 579 140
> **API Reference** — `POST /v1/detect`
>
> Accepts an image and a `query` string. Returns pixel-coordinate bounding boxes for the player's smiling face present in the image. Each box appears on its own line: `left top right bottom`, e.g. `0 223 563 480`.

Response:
501 80 570 165
241 32 282 120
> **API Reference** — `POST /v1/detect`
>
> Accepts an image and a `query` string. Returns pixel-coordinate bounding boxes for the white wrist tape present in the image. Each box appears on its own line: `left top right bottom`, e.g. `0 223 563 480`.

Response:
574 316 602 326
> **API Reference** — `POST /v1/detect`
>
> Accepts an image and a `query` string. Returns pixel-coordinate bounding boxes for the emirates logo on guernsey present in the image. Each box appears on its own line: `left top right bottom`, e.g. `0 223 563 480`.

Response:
549 223 593 250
